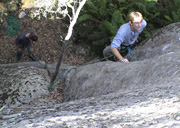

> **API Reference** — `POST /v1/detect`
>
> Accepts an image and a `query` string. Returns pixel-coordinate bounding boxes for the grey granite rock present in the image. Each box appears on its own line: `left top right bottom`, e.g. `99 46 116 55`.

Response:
0 66 50 107
1 22 180 128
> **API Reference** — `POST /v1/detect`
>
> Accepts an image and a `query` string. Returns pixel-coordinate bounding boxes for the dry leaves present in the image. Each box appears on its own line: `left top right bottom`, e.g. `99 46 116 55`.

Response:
0 15 92 65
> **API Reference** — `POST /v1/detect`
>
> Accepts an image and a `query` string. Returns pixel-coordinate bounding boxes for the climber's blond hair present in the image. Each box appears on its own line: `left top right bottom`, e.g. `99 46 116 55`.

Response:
129 12 143 22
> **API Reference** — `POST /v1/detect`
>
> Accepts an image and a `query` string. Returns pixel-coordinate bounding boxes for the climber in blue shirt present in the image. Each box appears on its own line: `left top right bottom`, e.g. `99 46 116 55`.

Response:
103 12 147 62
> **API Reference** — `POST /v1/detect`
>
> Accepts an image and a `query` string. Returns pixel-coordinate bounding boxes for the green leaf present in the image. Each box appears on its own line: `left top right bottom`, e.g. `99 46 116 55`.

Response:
164 15 173 22
78 14 92 22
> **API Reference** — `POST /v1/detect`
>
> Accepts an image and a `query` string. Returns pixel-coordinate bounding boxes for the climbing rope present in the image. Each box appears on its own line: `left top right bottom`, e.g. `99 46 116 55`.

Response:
48 54 114 90
0 46 135 90
26 45 135 90
27 45 115 91
0 44 135 90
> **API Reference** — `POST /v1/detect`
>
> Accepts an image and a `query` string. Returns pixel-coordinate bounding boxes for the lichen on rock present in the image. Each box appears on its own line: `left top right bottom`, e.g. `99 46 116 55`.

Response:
0 66 50 107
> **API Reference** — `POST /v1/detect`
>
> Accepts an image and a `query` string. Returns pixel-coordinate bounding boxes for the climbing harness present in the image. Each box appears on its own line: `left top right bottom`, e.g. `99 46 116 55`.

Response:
120 44 136 61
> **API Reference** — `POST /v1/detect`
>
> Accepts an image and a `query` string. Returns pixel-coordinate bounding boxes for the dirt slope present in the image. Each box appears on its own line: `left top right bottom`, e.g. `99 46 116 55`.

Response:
0 15 93 65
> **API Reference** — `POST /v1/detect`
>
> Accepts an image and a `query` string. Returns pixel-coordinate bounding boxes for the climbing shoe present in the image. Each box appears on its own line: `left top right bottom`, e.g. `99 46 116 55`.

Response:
16 51 22 62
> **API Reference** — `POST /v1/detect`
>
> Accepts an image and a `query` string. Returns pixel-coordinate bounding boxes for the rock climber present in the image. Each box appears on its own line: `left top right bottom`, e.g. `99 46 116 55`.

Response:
103 11 147 62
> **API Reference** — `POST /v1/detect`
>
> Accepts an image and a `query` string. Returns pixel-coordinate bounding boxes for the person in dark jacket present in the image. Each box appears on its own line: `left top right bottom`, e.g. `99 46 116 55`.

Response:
15 30 38 62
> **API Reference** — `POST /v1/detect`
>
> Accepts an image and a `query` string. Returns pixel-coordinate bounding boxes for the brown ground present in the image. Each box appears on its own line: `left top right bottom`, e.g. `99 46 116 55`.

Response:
0 14 95 65
0 14 99 103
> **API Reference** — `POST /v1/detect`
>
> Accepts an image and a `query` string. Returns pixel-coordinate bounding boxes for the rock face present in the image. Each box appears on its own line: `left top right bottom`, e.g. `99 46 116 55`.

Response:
134 22 180 61
1 22 180 127
63 22 180 102
0 66 50 107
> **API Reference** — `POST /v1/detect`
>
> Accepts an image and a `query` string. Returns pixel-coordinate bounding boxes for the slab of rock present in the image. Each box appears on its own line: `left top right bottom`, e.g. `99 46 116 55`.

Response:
1 82 180 127
1 22 180 127
63 22 180 102
0 66 50 107
134 22 180 60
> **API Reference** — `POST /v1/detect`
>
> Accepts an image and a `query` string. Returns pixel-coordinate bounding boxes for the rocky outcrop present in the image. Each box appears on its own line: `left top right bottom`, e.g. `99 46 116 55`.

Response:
0 66 50 107
0 61 74 107
134 22 180 60
63 22 180 102
1 22 180 127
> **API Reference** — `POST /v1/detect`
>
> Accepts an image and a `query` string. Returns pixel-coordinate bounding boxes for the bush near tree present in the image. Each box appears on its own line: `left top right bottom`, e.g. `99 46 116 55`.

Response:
74 0 180 56
1 0 180 57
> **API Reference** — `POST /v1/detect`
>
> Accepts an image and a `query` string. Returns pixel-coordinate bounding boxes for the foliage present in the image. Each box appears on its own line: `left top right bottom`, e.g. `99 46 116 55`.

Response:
0 0 18 22
6 15 19 36
1 0 180 57
75 0 180 56
0 0 81 22
157 0 180 25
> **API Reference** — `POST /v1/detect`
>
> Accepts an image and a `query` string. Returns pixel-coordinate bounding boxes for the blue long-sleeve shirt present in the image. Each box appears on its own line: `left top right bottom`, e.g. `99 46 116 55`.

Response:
111 20 147 50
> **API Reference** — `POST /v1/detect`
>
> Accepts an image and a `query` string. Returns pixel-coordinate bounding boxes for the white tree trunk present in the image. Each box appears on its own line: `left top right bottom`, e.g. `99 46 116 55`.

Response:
49 0 87 89
65 0 87 40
